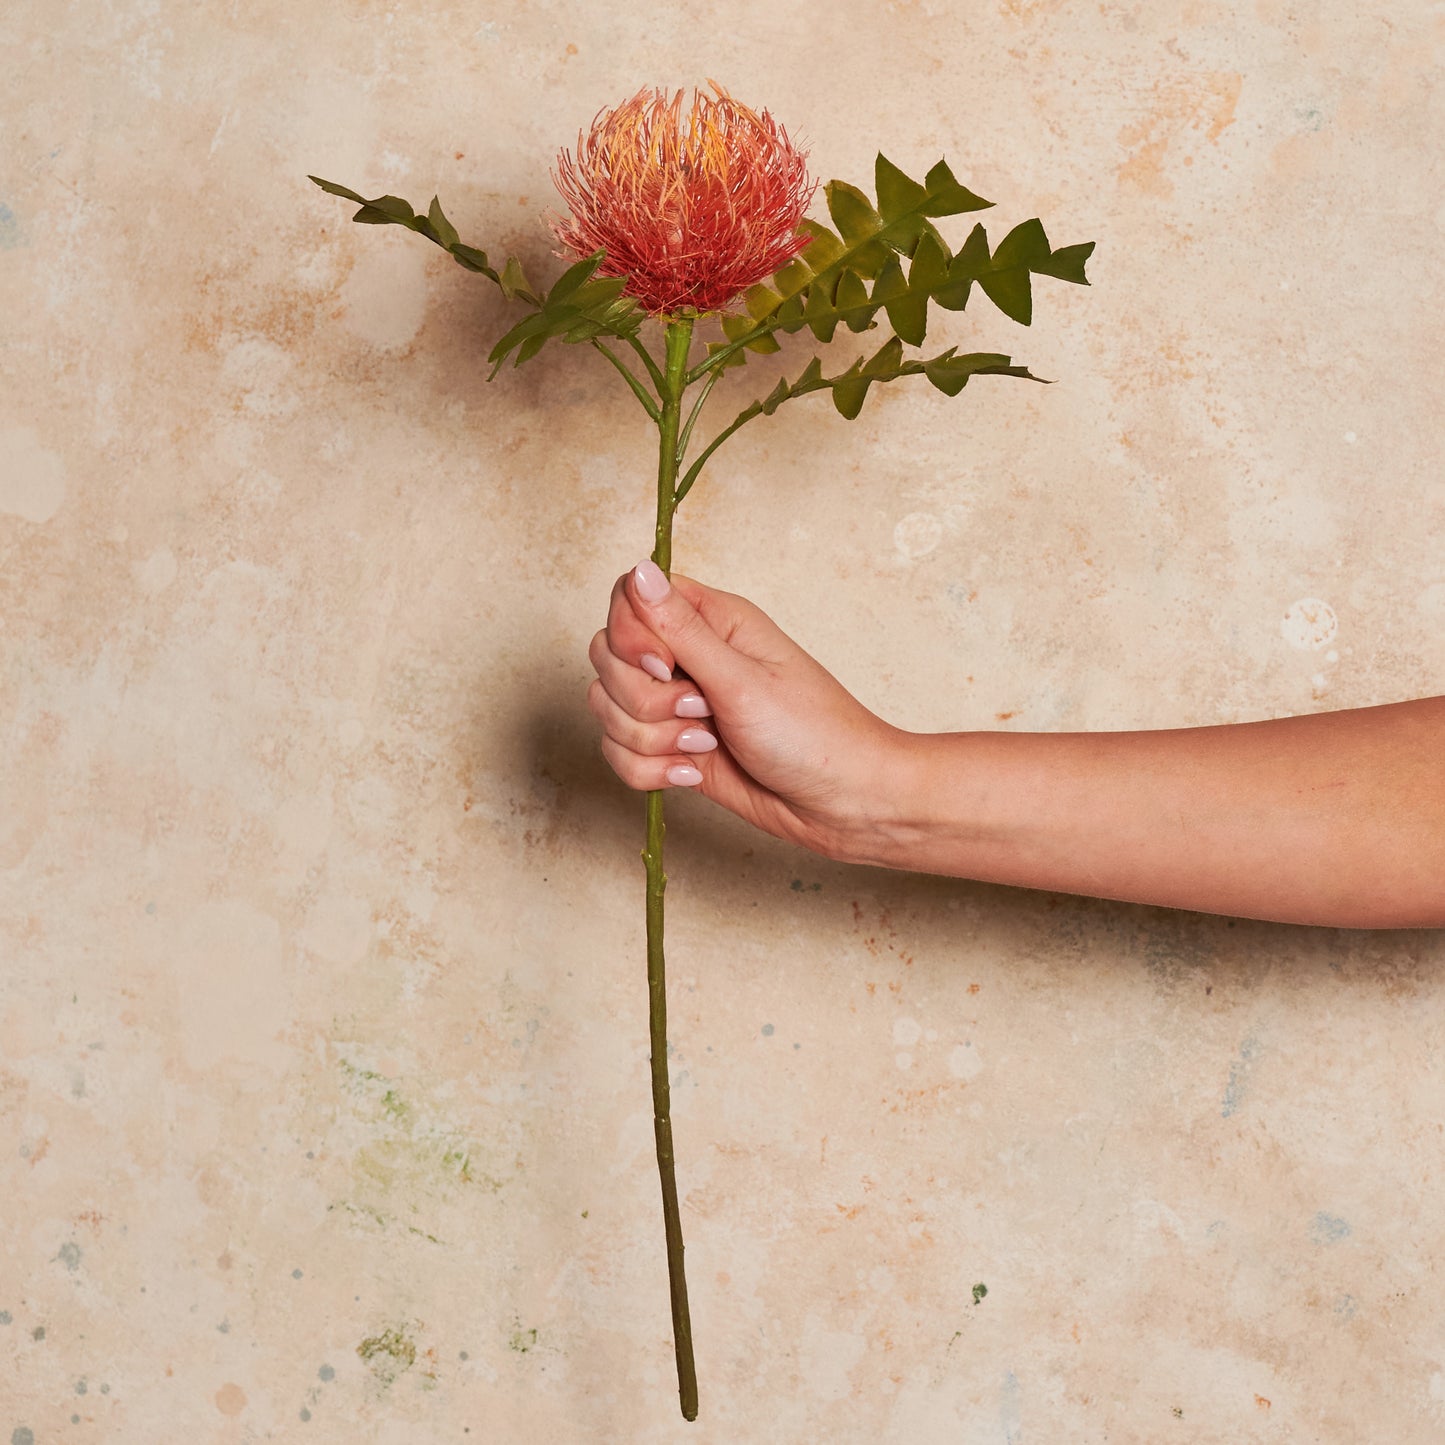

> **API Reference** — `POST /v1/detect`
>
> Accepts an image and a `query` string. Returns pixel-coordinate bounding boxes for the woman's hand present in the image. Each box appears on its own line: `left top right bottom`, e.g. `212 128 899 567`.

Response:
587 561 912 862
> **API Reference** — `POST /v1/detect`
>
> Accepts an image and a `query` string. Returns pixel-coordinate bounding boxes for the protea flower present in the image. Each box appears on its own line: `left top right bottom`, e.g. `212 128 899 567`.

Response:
551 83 816 316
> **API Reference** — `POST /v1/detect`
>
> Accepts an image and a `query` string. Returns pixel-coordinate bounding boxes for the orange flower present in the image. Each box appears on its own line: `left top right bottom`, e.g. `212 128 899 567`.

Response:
551 83 815 317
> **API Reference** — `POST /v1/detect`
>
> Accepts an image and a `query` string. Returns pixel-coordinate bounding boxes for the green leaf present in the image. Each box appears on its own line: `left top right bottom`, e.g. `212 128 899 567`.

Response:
499 255 540 304
308 175 369 205
827 181 883 244
367 194 418 223
426 196 459 250
450 242 494 274
872 255 925 346
311 176 644 377
977 263 1033 325
744 284 784 322
516 333 548 365
705 340 748 372
875 154 929 220
834 269 875 333
546 250 606 306
722 311 781 354
920 159 992 217
311 176 502 283
793 219 845 272
1032 240 1096 285
923 349 1036 396
977 219 1051 325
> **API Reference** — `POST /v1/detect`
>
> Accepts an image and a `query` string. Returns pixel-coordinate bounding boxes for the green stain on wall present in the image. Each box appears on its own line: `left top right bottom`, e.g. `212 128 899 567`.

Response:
357 1325 418 1385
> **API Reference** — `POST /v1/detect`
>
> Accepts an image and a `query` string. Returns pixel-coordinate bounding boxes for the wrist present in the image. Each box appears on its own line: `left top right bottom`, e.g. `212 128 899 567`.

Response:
820 725 944 869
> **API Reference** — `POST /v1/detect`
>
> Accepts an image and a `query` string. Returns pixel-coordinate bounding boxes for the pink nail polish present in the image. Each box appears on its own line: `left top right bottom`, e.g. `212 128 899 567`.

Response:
634 559 671 604
677 728 718 754
640 652 672 683
675 693 712 718
666 763 703 786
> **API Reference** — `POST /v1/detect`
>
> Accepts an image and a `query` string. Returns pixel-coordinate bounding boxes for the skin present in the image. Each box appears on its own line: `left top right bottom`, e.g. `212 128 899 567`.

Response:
587 563 1445 929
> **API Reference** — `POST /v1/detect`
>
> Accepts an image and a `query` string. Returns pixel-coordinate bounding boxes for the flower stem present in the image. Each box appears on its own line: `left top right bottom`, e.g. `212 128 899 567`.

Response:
646 315 698 1422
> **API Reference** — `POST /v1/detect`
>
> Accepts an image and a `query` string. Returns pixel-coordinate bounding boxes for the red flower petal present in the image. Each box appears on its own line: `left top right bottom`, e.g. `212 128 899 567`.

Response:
551 83 816 316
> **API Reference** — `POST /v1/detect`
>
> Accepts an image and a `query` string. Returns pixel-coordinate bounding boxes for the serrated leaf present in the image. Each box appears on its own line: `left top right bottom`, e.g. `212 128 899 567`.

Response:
992 218 1052 271
1032 240 1095 285
772 257 814 300
802 283 842 344
871 257 924 346
744 285 784 322
907 229 950 294
794 219 845 272
827 181 883 244
722 311 780 353
875 154 929 220
830 361 871 419
923 349 1036 396
834 269 874 333
977 266 1032 325
862 335 904 377
921 159 993 217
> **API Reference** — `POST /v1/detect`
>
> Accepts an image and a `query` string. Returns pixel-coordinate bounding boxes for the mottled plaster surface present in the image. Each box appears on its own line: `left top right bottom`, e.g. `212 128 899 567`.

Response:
3 1 1444 1440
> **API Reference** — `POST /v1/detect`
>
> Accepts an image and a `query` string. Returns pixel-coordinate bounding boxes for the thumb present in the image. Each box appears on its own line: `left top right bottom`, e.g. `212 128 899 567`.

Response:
628 560 757 697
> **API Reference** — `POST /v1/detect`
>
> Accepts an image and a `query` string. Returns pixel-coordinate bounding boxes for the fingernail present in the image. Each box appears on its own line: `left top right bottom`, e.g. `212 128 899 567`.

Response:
677 728 717 754
640 653 672 683
675 693 712 718
634 559 671 604
666 763 703 786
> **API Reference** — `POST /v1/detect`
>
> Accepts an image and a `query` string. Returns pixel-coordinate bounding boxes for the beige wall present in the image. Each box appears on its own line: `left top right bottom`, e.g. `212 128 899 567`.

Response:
3 2 1443 1440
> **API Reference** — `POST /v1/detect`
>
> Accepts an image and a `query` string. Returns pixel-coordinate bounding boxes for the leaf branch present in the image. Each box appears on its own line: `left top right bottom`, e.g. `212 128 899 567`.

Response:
675 337 1045 503
593 340 660 420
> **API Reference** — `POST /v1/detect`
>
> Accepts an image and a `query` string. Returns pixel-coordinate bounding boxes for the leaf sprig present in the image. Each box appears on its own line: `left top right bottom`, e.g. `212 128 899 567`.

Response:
310 153 1093 477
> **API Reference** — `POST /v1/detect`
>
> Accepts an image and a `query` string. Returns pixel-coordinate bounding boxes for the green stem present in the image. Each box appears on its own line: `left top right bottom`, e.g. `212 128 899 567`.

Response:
675 406 752 505
592 339 660 420
646 315 698 1422
627 329 668 393
676 366 723 472
685 316 774 385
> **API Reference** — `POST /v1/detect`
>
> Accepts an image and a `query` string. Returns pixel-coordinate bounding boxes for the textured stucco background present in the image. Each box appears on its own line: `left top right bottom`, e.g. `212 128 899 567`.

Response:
3 1 1444 1441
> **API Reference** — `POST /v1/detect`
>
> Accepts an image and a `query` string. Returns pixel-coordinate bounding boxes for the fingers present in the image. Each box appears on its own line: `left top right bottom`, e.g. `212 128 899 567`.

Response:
606 572 676 682
586 677 718 761
598 731 710 791
588 629 713 725
623 561 760 699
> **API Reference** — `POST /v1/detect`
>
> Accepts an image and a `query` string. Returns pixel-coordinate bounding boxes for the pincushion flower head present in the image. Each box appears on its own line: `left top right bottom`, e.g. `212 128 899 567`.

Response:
312 91 1093 1423
551 83 816 316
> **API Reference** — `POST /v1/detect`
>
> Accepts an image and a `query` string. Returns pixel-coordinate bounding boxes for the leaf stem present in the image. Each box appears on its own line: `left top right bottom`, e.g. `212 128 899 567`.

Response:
592 339 660 420
675 405 753 505
627 329 668 393
685 318 773 385
675 367 723 473
646 315 698 1422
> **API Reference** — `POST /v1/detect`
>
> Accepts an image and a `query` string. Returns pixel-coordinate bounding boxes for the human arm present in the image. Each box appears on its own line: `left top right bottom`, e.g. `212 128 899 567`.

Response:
587 562 1445 929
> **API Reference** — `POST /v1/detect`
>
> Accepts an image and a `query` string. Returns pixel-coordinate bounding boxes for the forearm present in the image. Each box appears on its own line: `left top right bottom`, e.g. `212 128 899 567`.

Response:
842 697 1445 928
